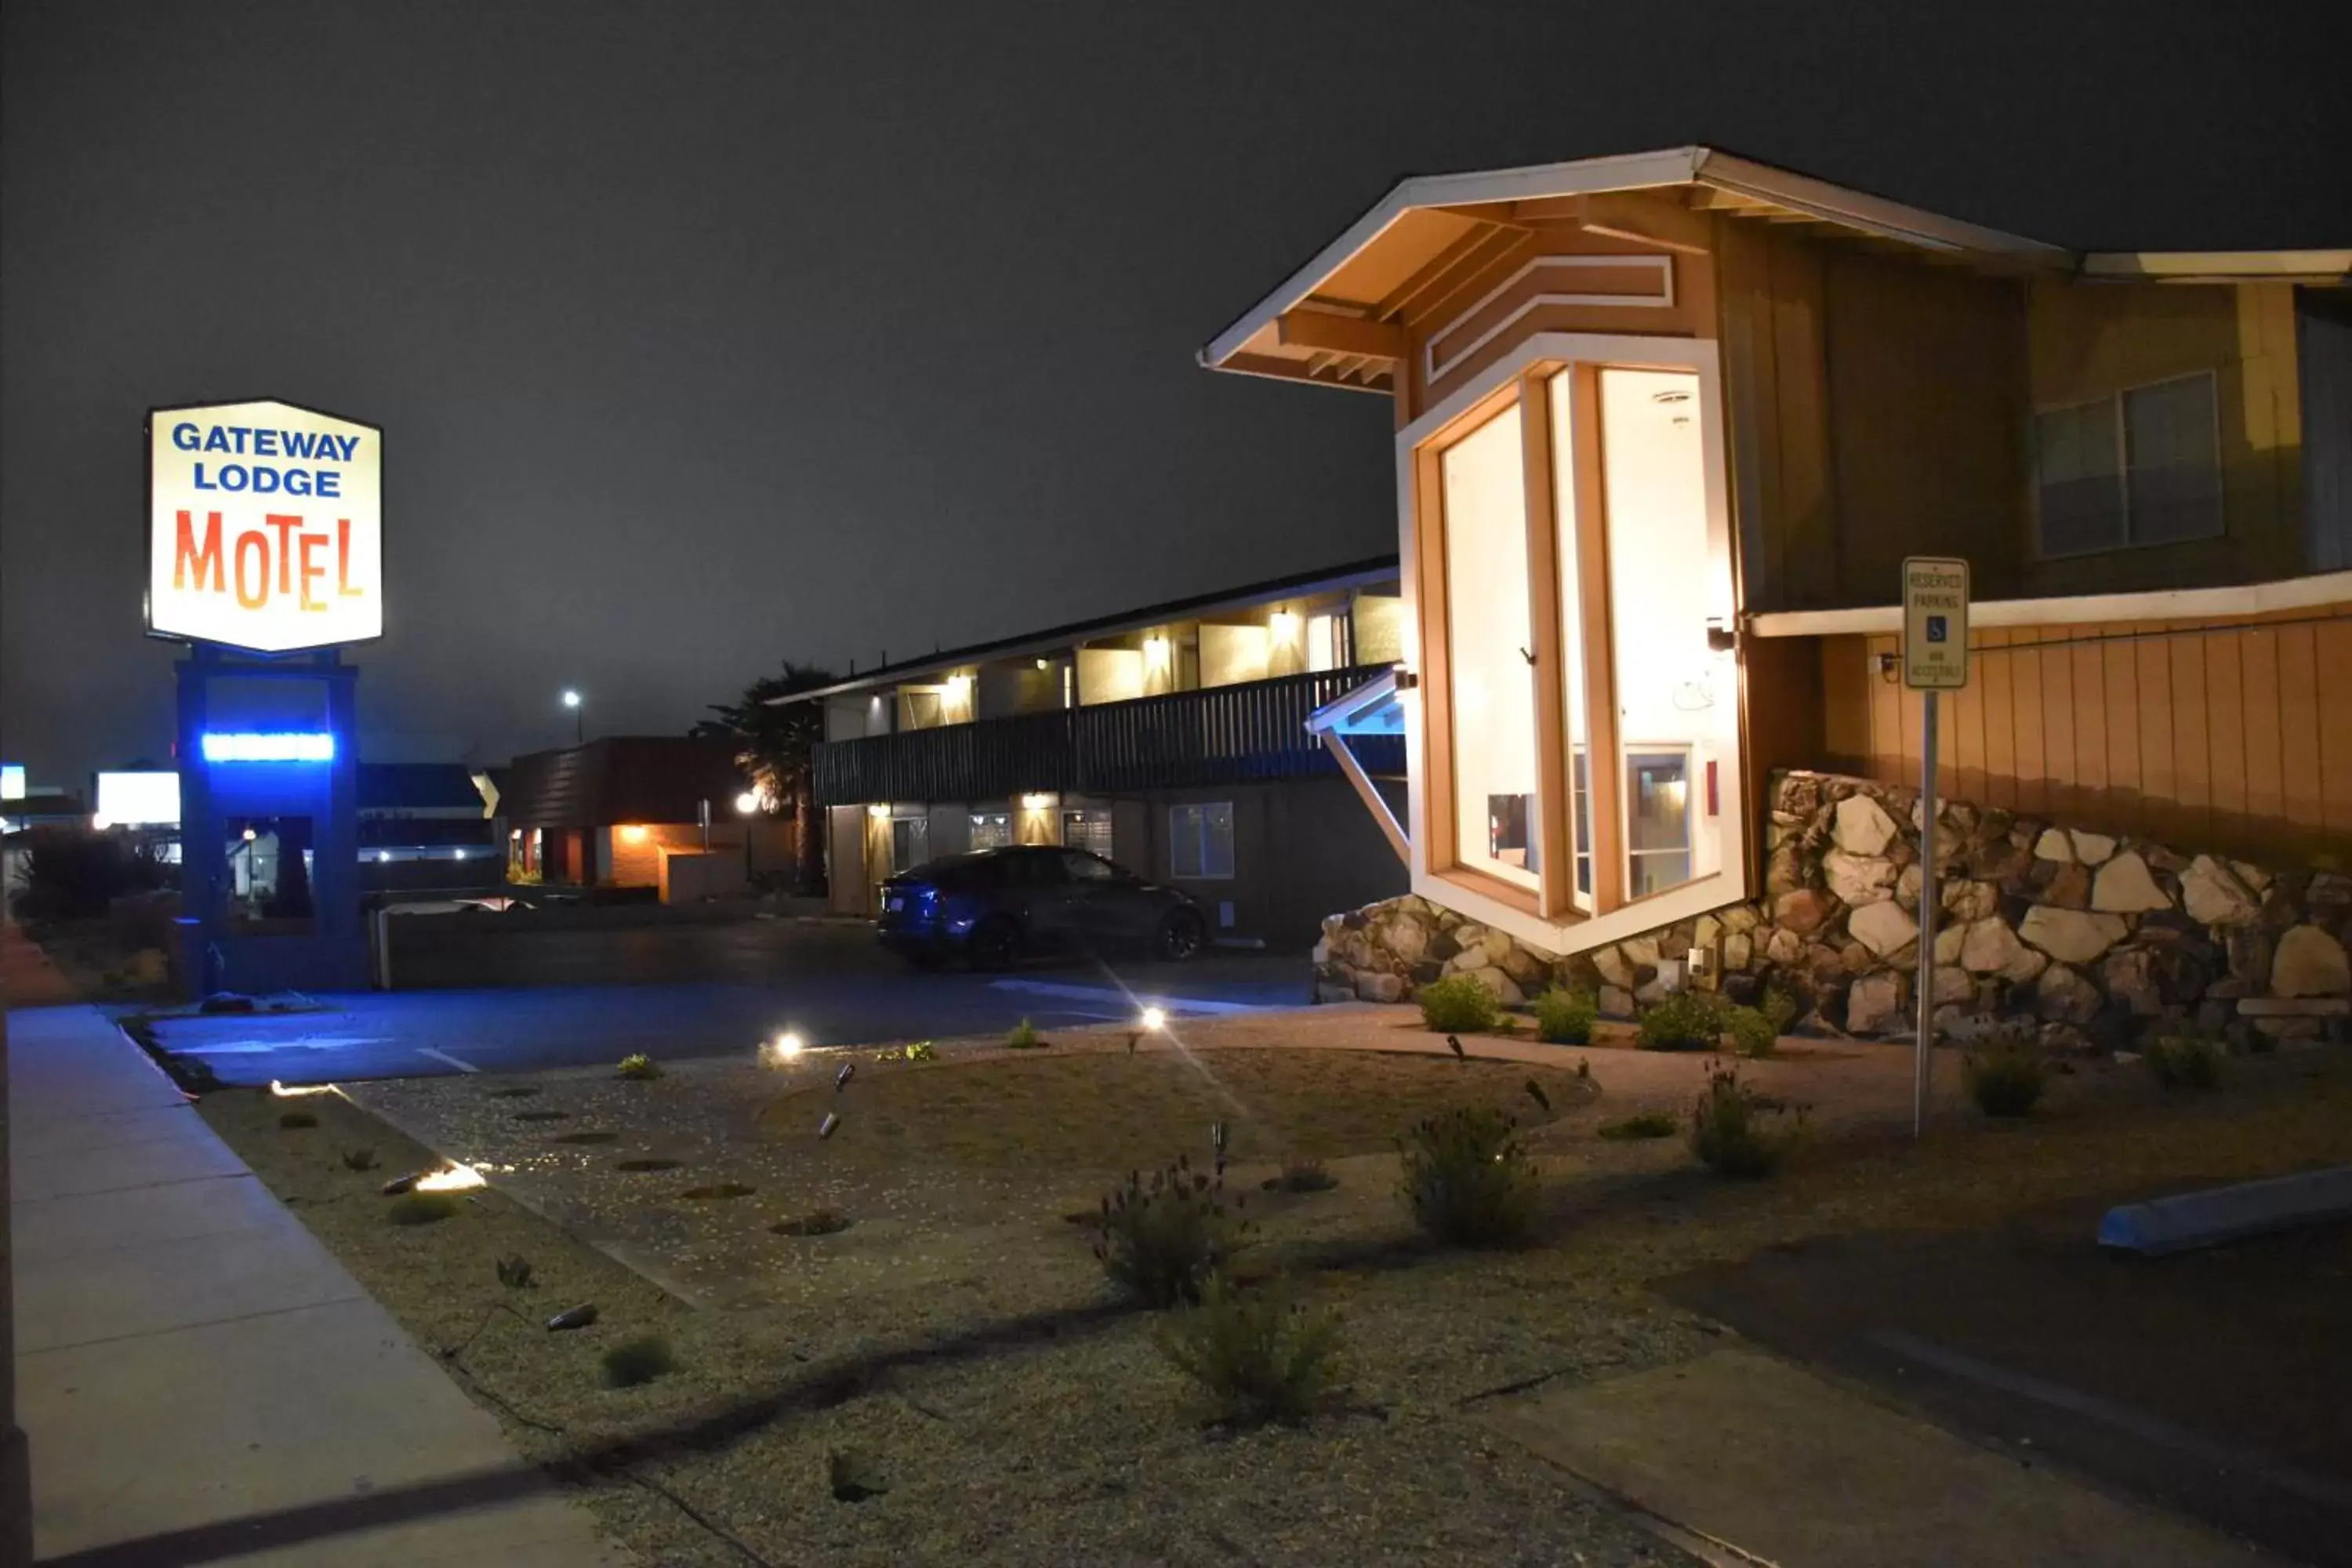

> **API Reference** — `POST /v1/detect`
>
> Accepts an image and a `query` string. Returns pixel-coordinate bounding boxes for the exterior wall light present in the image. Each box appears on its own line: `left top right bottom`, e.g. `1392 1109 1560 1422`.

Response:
1018 793 1054 810
1144 635 1171 670
201 731 336 763
868 803 891 818
620 823 650 843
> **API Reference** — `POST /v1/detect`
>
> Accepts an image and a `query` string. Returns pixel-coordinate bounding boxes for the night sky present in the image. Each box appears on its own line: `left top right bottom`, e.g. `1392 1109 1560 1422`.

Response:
4 1 2344 785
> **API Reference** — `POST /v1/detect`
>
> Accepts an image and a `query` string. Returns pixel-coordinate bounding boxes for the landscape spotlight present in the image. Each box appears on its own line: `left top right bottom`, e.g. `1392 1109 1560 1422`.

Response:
1141 1007 1168 1033
764 1030 807 1065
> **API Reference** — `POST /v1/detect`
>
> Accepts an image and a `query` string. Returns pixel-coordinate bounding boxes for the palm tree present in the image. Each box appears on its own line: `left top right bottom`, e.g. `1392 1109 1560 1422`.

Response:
691 661 837 891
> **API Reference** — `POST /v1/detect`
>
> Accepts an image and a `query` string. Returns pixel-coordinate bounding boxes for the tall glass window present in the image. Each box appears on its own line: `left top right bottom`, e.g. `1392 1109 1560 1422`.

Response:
1601 368 1715 900
1440 403 1539 890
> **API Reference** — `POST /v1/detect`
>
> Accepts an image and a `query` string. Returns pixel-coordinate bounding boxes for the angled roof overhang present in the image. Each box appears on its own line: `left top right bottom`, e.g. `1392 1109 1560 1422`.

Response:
1199 145 2345 395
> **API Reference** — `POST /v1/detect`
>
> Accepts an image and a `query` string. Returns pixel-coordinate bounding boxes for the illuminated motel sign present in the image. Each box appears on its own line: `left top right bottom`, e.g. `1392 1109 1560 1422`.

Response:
147 399 383 652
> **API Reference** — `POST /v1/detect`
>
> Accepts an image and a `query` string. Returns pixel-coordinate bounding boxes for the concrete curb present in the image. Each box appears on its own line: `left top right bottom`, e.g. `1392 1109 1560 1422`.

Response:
2097 1165 2352 1255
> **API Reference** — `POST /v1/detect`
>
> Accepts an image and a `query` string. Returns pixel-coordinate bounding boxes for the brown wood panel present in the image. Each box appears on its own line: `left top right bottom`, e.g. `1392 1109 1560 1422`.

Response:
2039 629 2078 821
2101 631 2142 836
2241 626 2285 834
2320 619 2352 838
2277 622 2323 836
2134 624 2177 844
2011 632 2048 816
1817 633 1873 775
1979 628 2018 811
1568 365 1623 913
1865 633 1902 786
2067 632 2109 822
2205 626 2249 830
2167 622 2212 849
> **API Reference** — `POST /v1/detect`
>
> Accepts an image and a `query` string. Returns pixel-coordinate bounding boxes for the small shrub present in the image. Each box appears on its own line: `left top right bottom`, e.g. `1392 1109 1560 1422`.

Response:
278 1109 318 1130
1690 1063 1802 1178
601 1334 674 1388
1638 989 1723 1051
616 1053 661 1080
1761 984 1801 1036
1265 1155 1337 1193
1723 1004 1778 1059
2145 1029 2223 1091
1416 974 1501 1034
1532 987 1599 1045
1006 1018 1045 1050
1963 1033 2046 1117
1598 1110 1678 1141
387 1191 463 1225
1158 1276 1344 1427
1094 1157 1246 1307
495 1254 535 1288
901 1040 938 1062
1396 1106 1540 1247
342 1147 379 1171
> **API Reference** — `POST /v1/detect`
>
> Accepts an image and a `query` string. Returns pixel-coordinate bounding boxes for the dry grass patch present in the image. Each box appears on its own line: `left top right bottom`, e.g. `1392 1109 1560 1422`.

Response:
755 1047 1595 1175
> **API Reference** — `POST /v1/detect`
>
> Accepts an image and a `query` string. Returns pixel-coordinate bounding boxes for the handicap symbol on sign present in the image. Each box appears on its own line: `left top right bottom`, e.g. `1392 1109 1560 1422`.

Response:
1926 615 1947 644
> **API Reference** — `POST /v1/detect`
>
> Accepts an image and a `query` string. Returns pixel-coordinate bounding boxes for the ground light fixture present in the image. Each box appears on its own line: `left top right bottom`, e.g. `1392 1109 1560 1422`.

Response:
1141 1007 1168 1033
200 730 335 763
761 1030 807 1065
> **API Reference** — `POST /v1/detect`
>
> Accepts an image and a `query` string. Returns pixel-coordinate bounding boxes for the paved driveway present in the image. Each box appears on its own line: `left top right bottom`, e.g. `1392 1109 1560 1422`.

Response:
149 918 1308 1086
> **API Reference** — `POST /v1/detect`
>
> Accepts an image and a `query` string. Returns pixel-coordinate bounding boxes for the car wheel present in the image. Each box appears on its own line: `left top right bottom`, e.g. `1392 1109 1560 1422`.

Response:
1155 907 1206 962
967 916 1022 971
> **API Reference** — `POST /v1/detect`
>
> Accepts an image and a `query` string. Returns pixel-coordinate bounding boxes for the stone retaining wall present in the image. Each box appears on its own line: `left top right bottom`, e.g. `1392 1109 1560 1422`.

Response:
1313 769 2352 1051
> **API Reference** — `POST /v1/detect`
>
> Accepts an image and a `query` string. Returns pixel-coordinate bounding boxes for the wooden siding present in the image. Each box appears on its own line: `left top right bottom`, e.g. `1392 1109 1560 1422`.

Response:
1820 604 2352 860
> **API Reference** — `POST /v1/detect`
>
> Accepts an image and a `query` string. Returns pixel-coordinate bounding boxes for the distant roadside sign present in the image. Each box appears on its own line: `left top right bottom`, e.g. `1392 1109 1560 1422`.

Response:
1900 556 1969 690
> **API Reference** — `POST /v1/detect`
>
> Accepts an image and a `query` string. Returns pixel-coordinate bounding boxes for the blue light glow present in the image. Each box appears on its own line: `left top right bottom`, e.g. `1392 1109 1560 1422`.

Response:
200 731 336 764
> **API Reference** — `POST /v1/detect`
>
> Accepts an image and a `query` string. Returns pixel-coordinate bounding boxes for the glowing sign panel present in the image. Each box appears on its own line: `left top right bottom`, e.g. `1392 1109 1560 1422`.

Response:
148 400 382 652
200 731 336 763
96 771 183 826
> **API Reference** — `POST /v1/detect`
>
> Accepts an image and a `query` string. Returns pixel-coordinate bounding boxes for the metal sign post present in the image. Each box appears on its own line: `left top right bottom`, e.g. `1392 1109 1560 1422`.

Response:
1900 556 1970 1138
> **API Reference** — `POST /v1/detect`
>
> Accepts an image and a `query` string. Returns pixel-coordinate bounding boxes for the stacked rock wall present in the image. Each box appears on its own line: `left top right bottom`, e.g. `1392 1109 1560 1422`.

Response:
1313 769 2351 1051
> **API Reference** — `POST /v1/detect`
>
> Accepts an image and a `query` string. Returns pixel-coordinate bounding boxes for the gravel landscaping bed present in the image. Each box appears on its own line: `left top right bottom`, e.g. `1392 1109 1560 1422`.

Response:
202 1017 2352 1566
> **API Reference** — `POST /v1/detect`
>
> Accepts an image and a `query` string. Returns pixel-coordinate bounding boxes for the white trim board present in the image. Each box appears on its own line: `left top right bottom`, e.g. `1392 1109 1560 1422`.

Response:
1748 570 2352 638
1424 254 1675 382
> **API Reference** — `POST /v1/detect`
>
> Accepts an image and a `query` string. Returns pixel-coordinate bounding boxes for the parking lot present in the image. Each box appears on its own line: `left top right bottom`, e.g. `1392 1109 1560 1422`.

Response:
151 913 1309 1085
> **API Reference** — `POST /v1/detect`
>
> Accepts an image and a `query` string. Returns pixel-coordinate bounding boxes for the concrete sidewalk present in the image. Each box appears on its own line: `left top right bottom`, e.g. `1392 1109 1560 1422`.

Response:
7 1000 628 1566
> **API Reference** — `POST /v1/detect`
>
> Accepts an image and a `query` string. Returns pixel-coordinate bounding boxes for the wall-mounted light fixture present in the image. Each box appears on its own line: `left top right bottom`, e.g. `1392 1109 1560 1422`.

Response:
1269 608 1299 639
200 731 336 763
1018 793 1055 811
620 824 650 843
867 803 891 818
1143 634 1171 670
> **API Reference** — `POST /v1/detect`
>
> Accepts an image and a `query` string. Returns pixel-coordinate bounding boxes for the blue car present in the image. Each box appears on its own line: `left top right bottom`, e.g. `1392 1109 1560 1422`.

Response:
877 845 1207 970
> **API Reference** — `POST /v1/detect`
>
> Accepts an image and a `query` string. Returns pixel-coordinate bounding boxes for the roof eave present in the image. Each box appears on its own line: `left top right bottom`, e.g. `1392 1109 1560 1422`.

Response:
1197 145 2076 377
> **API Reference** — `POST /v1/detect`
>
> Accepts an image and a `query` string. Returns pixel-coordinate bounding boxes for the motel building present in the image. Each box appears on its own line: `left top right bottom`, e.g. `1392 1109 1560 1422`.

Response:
1199 147 2351 1029
795 558 1413 942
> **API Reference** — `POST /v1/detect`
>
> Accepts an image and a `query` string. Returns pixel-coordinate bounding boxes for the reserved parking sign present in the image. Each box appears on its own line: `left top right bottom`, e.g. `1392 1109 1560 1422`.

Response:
1900 556 1969 691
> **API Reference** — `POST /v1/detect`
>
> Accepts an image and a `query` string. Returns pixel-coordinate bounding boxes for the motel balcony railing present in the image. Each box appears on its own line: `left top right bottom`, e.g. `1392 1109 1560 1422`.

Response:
812 664 1403 806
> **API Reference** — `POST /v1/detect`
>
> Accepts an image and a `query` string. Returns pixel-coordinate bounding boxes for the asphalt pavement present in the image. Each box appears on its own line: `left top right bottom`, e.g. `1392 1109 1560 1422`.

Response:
147 916 1310 1086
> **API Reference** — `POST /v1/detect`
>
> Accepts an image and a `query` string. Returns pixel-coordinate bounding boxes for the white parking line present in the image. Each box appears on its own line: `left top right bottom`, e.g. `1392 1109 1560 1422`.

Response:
416 1047 481 1074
